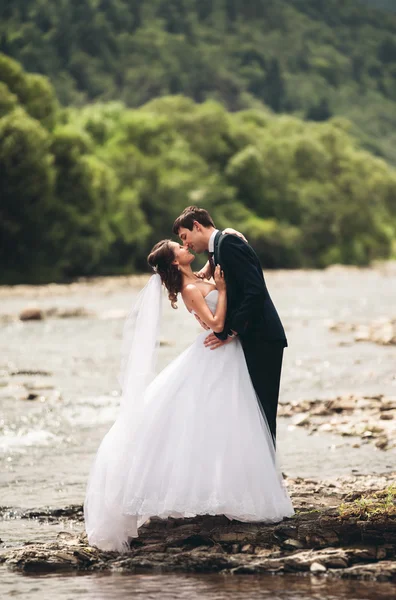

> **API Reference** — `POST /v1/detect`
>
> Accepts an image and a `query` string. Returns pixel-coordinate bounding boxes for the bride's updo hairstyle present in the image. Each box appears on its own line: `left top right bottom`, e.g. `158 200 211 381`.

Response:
147 240 182 309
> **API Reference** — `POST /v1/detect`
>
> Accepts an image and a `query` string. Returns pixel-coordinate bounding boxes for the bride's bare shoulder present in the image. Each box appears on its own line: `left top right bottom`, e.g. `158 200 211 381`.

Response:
181 284 207 312
181 283 203 299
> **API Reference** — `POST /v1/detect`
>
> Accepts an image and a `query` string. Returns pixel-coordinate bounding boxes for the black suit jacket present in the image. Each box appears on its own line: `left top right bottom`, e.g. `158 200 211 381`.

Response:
213 231 287 345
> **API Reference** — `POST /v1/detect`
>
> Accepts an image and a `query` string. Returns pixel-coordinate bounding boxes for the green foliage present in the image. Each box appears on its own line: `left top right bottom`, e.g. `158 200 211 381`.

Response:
0 54 58 128
0 82 18 118
2 1 396 163
360 1 396 12
0 108 56 282
1 56 396 282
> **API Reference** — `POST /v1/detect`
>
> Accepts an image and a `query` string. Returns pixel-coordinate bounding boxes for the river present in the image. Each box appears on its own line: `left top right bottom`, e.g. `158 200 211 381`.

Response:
1 265 395 598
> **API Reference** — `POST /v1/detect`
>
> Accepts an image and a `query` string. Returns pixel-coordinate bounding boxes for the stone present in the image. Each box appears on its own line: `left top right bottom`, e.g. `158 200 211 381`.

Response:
44 307 94 319
310 561 327 573
19 308 43 321
380 413 393 420
336 560 396 581
294 414 310 427
375 437 389 449
282 538 304 550
1 474 395 581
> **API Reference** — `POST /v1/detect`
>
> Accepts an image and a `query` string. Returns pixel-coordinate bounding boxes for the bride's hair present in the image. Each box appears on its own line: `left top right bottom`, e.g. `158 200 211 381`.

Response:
147 240 182 309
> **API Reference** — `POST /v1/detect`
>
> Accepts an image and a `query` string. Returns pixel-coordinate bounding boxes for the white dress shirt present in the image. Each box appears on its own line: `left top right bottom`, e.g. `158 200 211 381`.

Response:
208 229 219 254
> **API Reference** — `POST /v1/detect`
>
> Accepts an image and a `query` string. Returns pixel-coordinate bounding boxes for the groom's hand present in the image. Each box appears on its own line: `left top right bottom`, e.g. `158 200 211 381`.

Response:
204 332 234 350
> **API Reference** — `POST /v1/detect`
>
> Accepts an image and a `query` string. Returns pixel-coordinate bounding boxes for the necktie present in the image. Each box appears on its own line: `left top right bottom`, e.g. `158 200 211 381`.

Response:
208 252 215 278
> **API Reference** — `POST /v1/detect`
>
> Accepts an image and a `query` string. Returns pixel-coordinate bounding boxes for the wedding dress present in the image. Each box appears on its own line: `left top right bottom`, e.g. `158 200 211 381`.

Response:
84 286 294 552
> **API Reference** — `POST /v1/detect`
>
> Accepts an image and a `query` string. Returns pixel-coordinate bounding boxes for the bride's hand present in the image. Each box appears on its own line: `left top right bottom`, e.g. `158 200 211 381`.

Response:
214 265 226 291
223 227 248 243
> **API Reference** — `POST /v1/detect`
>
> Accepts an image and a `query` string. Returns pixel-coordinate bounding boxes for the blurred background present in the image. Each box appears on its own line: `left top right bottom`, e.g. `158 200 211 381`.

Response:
1 0 396 283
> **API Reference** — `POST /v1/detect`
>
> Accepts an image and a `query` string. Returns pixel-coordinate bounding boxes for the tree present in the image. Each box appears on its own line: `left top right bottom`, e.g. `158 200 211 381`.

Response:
0 109 56 282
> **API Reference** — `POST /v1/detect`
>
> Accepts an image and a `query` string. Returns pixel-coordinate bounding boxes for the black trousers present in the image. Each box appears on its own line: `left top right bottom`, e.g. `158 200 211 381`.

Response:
241 339 285 442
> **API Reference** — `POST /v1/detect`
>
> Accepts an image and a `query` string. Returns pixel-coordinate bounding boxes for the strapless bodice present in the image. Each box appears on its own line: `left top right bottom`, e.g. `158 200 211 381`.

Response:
204 289 219 314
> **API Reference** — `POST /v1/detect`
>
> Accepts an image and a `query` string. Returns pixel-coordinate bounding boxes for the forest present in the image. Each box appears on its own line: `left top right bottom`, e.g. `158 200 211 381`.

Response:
1 1 396 282
2 1 396 162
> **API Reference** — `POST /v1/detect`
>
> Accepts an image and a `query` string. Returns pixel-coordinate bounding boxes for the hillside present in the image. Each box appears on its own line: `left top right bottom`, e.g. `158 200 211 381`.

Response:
1 1 396 162
1 54 396 283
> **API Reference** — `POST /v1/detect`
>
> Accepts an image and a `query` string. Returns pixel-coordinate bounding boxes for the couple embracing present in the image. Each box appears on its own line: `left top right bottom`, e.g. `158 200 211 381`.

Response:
84 206 294 552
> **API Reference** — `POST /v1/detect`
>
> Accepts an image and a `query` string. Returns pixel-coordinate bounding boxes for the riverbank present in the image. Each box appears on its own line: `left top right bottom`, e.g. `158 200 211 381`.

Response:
1 265 395 597
1 473 394 581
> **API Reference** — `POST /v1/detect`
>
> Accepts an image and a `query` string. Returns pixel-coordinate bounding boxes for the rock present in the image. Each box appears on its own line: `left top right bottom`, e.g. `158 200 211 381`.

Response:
363 431 374 438
254 547 273 557
380 397 396 411
294 414 310 427
375 437 389 450
310 561 327 573
380 413 394 420
1 474 395 581
212 530 257 544
282 538 304 550
241 544 254 553
44 307 94 319
336 560 396 581
140 543 167 553
376 547 387 560
160 339 173 347
10 370 52 377
19 308 43 321
330 317 396 347
279 394 395 450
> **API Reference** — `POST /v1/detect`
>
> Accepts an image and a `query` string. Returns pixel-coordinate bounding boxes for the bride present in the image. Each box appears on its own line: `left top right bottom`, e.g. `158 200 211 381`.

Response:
84 237 294 552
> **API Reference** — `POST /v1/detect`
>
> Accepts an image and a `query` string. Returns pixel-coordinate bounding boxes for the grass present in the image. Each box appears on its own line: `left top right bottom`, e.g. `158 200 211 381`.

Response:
339 485 396 520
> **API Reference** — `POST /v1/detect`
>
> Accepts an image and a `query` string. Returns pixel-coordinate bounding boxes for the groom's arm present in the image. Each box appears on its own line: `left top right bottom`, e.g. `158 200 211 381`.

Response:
215 235 265 340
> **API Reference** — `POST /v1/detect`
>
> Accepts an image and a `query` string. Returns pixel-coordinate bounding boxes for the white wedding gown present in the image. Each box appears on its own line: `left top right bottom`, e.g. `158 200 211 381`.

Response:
84 290 294 552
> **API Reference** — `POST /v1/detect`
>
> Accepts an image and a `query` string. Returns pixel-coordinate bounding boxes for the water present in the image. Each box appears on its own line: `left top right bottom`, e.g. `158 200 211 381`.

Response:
1 266 395 597
1 572 395 600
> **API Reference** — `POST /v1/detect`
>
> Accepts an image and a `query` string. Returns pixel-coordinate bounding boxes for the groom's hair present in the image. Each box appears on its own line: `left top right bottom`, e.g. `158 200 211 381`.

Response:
172 206 215 234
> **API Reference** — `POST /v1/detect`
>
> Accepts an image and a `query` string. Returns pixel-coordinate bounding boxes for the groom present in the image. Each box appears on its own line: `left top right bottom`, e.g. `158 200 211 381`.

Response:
173 206 287 441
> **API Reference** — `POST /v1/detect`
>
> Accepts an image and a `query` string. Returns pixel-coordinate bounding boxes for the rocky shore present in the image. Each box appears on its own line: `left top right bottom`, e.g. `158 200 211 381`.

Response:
1 267 395 588
330 318 396 346
278 394 396 450
1 473 394 582
0 274 147 323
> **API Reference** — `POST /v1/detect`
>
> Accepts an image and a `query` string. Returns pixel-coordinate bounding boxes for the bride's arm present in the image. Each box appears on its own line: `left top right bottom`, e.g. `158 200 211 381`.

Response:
182 267 227 333
195 229 247 280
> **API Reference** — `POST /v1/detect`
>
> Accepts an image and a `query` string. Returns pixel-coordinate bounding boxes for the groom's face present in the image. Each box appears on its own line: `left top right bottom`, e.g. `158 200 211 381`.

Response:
177 224 207 254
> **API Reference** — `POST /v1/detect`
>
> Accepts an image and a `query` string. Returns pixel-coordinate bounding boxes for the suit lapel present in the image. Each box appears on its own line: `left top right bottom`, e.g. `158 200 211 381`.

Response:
213 230 222 266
